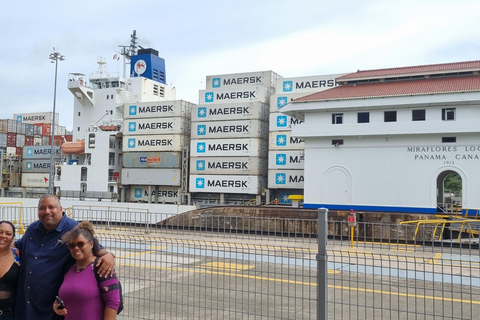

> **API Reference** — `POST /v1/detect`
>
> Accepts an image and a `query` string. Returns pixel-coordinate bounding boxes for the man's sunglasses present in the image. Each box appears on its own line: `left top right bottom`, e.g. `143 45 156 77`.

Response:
67 241 89 250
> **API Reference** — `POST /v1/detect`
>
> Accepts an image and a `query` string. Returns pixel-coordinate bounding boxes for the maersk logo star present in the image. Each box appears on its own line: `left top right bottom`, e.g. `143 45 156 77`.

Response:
205 92 214 103
276 154 286 165
196 178 205 188
197 125 206 135
276 134 287 146
134 188 142 198
16 115 22 123
129 105 137 116
26 148 33 157
196 160 205 171
277 115 287 127
198 107 207 118
282 81 293 92
197 142 206 153
128 138 136 148
280 193 291 203
26 162 32 170
128 122 136 132
212 78 221 88
277 97 287 109
276 173 286 185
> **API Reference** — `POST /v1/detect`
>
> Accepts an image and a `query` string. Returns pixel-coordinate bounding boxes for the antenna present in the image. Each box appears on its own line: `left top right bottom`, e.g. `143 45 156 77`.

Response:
118 30 139 77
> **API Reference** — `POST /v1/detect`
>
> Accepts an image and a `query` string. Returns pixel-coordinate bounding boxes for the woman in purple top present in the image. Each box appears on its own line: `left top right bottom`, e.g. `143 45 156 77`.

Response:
53 221 120 320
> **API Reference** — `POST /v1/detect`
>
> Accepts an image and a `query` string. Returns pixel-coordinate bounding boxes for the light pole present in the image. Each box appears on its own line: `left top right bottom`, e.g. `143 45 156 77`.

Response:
48 49 65 194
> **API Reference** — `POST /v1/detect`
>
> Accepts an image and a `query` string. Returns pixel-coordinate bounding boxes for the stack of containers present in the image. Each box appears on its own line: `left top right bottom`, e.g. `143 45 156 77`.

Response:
268 74 345 204
122 100 192 203
5 119 19 156
190 71 280 200
14 112 57 146
21 145 61 188
0 120 8 155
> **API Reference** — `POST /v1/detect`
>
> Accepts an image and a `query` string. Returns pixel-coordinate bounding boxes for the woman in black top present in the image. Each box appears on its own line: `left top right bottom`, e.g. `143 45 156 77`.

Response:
0 221 19 320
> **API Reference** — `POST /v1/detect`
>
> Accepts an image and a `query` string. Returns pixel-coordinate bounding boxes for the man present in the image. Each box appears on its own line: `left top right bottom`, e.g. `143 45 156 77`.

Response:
14 194 115 320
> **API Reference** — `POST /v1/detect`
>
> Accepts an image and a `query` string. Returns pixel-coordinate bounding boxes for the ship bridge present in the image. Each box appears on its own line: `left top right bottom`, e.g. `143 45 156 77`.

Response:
68 73 94 106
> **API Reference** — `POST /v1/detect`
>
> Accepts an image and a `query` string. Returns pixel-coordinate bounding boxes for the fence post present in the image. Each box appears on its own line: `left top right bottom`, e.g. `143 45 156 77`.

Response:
317 208 328 320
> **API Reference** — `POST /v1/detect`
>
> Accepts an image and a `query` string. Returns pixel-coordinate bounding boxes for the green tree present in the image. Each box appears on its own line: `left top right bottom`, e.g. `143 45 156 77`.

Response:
444 173 461 193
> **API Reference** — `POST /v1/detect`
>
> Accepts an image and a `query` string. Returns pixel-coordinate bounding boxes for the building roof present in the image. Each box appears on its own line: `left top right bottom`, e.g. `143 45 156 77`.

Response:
293 75 480 103
337 60 480 81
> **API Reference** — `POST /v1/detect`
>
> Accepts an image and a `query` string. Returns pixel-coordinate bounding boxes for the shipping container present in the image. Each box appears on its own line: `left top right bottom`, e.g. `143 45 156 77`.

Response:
34 137 43 146
22 159 52 173
0 120 5 134
199 85 271 105
55 125 66 136
122 151 182 168
191 101 269 122
121 168 181 186
6 120 16 133
0 147 5 156
24 136 34 146
14 112 58 124
0 133 6 148
267 169 304 189
16 122 26 134
190 138 267 157
23 145 61 159
190 156 267 175
21 173 49 188
25 123 34 136
16 147 22 156
34 123 52 136
205 70 281 90
42 136 50 145
16 134 25 147
189 175 266 194
6 133 16 147
129 186 180 203
124 117 189 136
268 131 305 150
275 73 345 94
268 150 305 169
269 93 310 113
191 120 268 139
6 147 16 156
124 100 193 119
123 134 187 152
272 190 304 205
269 113 303 131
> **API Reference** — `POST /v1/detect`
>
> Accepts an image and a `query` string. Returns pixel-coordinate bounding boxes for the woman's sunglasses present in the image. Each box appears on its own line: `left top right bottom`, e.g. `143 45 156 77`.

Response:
67 241 89 250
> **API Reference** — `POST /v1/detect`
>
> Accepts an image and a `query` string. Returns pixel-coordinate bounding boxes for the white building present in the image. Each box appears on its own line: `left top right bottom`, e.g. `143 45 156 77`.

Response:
280 60 480 213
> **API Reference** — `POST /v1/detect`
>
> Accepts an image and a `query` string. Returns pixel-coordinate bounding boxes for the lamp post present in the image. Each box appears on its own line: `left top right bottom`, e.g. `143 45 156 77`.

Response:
48 49 65 194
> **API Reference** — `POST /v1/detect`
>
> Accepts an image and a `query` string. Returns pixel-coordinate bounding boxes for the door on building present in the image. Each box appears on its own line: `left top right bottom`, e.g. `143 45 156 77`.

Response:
436 170 462 212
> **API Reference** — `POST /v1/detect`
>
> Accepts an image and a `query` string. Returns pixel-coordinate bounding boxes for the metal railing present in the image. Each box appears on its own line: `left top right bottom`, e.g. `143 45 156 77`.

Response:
1 206 478 319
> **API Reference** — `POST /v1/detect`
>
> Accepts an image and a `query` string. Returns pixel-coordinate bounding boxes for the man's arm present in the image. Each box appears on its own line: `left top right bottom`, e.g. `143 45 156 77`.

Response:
95 250 115 278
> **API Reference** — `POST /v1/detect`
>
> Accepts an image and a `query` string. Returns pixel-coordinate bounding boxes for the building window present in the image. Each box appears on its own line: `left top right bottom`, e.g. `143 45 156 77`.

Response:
384 111 397 122
442 108 455 120
412 109 426 121
332 139 344 146
332 113 343 124
442 137 456 143
357 112 370 123
77 127 80 131
78 112 81 116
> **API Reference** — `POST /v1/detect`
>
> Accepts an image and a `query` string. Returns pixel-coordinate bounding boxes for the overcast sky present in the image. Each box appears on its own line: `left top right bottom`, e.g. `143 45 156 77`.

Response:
1 0 480 130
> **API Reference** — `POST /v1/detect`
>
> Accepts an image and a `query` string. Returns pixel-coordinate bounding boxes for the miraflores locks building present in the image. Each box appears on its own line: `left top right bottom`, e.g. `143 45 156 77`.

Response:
281 60 480 213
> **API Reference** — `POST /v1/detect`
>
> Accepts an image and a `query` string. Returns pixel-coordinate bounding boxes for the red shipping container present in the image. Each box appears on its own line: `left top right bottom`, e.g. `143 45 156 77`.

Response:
34 123 51 136
6 133 16 147
16 147 22 156
25 136 34 146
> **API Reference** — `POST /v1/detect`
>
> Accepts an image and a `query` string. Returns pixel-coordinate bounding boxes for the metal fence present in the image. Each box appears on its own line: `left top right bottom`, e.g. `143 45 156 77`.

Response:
3 205 479 319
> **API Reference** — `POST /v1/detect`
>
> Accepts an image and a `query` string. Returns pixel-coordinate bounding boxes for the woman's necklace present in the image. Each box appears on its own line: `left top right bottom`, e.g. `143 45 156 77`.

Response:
74 256 96 272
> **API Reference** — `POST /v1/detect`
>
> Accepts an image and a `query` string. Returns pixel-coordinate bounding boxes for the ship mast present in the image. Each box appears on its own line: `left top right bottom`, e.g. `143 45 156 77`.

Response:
118 30 139 77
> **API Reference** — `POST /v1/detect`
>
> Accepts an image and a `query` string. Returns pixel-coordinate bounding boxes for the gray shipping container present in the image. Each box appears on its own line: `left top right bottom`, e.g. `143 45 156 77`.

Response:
191 120 268 139
267 169 304 189
123 117 190 136
122 151 182 168
25 123 34 136
121 168 181 186
23 145 61 159
16 122 26 134
22 159 52 173
199 86 271 105
189 175 266 194
6 120 16 133
190 138 268 157
16 134 25 147
205 71 281 90
190 156 267 175
191 101 269 122
123 134 188 152
0 133 6 148
124 100 193 120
